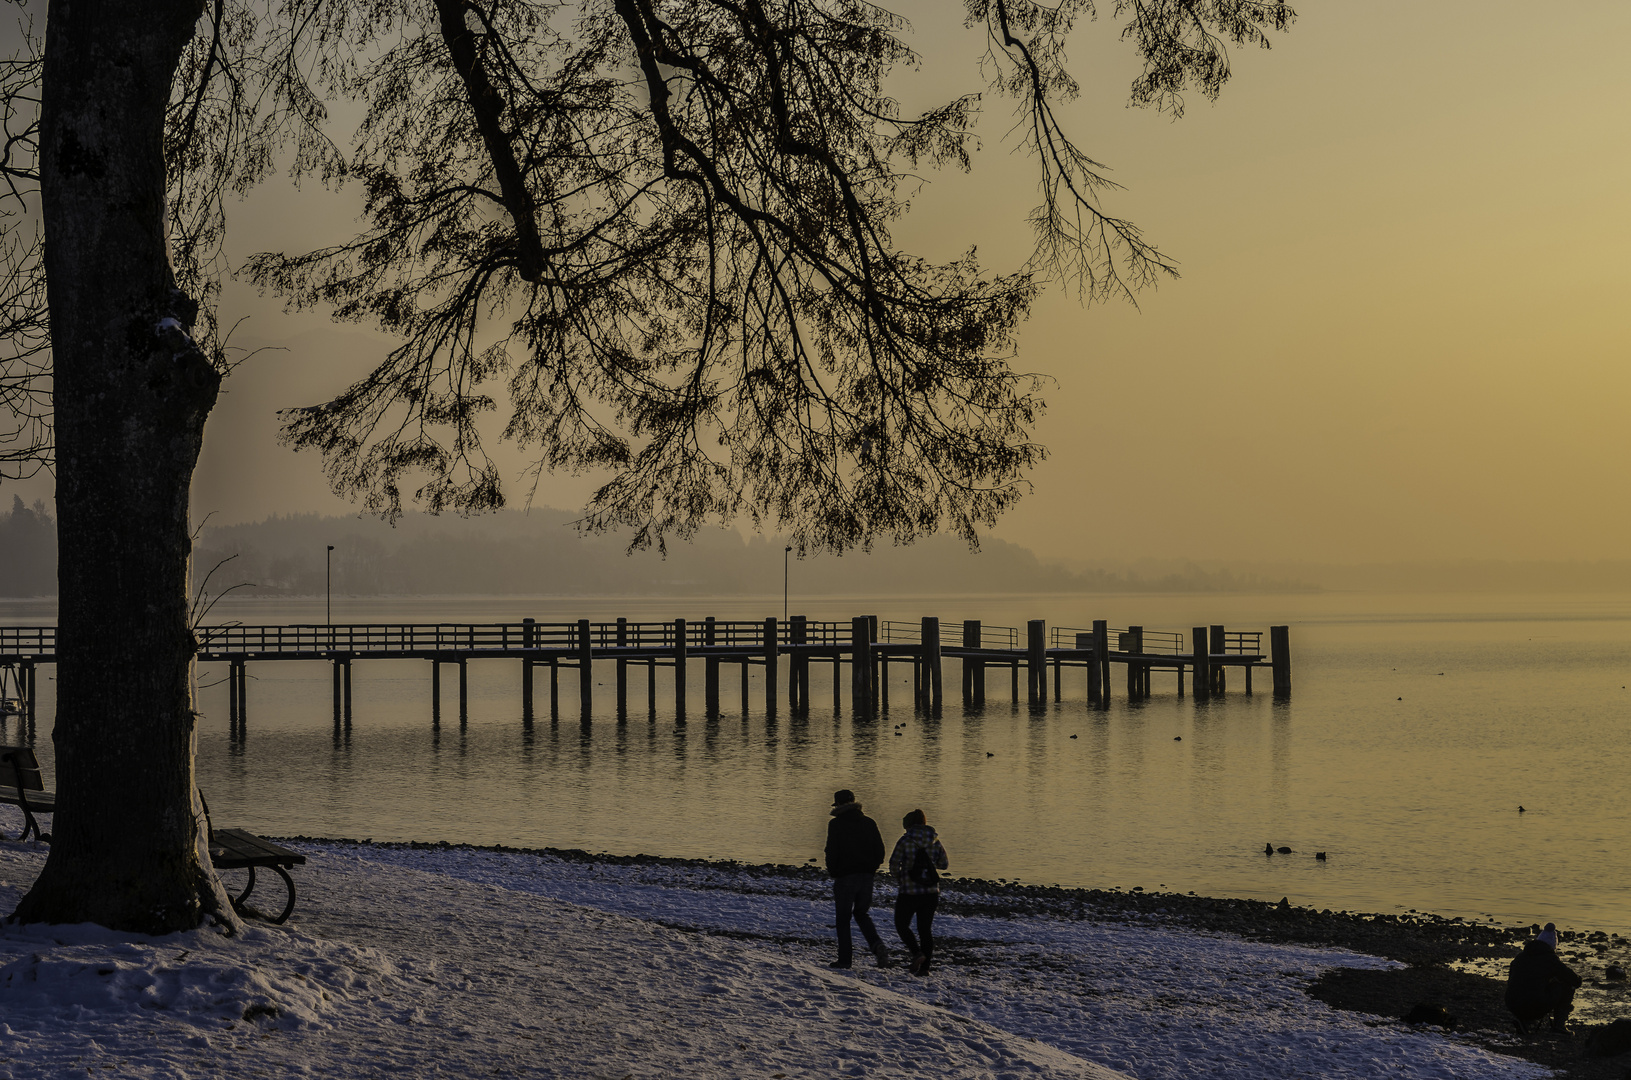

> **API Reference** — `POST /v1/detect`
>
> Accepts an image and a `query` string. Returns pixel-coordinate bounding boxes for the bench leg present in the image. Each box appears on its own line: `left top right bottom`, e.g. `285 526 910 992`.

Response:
269 865 298 924
226 864 298 924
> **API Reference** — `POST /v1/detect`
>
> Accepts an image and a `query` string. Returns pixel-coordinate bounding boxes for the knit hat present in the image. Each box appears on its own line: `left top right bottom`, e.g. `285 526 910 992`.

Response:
902 809 926 828
1537 923 1559 949
832 789 855 806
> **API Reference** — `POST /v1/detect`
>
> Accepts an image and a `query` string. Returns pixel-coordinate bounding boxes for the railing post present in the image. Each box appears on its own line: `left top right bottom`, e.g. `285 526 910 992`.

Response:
1270 625 1292 698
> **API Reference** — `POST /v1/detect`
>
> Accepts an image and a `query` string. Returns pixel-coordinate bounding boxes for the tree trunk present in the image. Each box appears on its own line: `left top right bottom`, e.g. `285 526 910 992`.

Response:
11 0 237 933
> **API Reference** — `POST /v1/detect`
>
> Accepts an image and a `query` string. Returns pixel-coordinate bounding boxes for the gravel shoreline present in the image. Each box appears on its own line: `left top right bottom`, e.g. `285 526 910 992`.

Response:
287 835 1631 1079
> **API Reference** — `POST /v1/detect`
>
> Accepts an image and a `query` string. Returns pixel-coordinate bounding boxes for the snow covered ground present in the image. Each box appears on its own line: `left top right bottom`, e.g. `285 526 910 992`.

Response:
0 812 1549 1079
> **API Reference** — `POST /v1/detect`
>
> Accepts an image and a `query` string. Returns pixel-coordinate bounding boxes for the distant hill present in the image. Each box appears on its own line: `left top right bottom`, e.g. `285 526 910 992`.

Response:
187 509 1316 598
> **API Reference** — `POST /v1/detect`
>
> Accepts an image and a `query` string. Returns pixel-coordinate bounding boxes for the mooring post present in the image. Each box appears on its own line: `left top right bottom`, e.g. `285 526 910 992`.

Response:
850 616 871 716
616 618 628 713
578 619 593 715
1092 620 1109 707
521 618 535 718
674 618 687 719
1126 626 1143 700
704 616 719 717
961 621 977 704
1210 625 1226 695
1192 627 1210 701
764 617 778 715
923 616 942 715
790 615 807 712
1270 625 1291 698
1025 620 1045 704
1053 641 1062 700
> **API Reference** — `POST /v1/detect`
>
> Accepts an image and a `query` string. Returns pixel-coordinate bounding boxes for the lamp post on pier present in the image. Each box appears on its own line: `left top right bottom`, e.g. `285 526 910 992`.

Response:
326 545 335 626
784 545 793 622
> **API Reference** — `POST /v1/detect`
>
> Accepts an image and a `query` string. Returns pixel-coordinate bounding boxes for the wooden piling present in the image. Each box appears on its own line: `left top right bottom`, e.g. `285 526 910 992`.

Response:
343 657 353 721
850 616 872 715
647 657 657 715
616 618 628 713
1270 625 1291 697
332 659 343 720
578 618 594 715
704 616 719 717
1126 626 1143 700
550 657 559 717
1026 620 1045 704
432 659 441 719
456 655 466 717
923 616 942 715
763 617 778 716
1093 620 1110 707
674 618 687 718
790 616 807 712
1210 625 1226 695
1192 627 1210 701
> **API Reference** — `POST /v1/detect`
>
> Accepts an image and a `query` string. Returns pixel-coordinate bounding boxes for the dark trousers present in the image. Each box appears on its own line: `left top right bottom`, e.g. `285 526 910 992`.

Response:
833 872 883 964
895 892 939 963
1510 984 1576 1032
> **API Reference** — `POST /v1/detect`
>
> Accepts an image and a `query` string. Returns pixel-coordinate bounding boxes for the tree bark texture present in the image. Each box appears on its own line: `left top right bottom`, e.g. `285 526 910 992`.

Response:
11 0 237 932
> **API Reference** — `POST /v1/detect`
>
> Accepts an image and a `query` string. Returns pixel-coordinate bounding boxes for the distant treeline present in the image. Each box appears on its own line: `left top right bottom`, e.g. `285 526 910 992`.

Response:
188 510 1316 598
0 496 55 596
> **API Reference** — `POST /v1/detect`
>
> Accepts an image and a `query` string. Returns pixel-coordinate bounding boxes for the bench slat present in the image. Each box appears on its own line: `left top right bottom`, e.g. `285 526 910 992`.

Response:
210 827 306 868
0 785 53 812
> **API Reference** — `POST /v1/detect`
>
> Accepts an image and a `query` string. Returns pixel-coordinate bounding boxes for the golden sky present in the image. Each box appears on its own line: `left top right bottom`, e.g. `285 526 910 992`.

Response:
23 1 1628 567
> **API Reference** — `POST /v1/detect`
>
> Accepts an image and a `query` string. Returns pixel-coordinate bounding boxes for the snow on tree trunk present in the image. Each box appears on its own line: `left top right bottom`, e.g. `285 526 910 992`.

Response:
11 0 238 933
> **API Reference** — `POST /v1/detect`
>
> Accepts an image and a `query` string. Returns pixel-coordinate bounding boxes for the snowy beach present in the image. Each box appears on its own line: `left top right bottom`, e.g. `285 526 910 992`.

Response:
0 805 1589 1080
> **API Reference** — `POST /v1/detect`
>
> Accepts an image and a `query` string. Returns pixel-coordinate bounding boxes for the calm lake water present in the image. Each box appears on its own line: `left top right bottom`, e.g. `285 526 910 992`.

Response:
4 592 1629 933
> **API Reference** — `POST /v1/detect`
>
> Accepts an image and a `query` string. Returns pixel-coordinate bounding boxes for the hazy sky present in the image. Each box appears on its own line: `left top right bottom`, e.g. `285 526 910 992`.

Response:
12 1 1629 565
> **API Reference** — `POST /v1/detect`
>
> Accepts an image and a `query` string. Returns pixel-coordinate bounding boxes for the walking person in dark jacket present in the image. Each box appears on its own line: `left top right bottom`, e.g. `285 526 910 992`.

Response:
824 789 890 969
889 809 949 975
1506 923 1583 1034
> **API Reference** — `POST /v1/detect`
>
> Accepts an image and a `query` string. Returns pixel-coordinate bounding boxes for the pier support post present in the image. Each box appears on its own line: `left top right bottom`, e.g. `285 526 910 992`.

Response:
522 618 535 719
961 621 978 705
790 616 807 713
236 660 247 722
923 617 942 716
332 658 343 720
616 618 628 714
432 660 441 720
1127 626 1143 700
228 661 239 726
674 618 687 720
850 616 873 716
1270 625 1292 698
22 662 34 725
1027 620 1046 705
1210 625 1226 695
1093 620 1110 707
457 655 466 718
647 658 657 715
578 618 594 716
1076 633 1100 703
704 616 719 717
550 658 559 718
1192 627 1210 701
764 618 778 715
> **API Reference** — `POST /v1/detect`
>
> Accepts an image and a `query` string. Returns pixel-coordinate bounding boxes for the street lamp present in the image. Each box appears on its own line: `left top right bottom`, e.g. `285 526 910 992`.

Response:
783 545 793 622
326 545 335 625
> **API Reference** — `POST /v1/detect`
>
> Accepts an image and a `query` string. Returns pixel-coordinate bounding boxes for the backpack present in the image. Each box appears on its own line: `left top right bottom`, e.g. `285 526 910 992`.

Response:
910 844 939 887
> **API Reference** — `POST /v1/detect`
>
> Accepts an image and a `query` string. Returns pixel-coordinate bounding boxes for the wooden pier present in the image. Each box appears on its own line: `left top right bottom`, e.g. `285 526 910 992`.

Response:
0 617 1290 725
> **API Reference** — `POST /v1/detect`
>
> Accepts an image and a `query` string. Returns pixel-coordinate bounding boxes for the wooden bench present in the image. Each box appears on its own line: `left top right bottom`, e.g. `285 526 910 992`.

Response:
0 746 305 924
0 744 52 843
